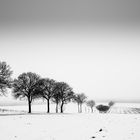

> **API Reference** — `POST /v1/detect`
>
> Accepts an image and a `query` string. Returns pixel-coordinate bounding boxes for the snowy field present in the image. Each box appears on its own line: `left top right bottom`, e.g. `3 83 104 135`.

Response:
0 103 140 140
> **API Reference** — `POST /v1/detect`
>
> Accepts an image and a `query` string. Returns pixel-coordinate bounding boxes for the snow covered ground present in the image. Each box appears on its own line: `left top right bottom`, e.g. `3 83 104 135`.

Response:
0 103 140 140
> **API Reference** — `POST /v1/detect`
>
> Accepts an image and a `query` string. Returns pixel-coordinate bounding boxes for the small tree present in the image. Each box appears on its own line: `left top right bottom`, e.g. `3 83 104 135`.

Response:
12 72 40 113
73 94 80 113
35 78 56 113
73 93 87 113
86 100 95 113
108 101 115 107
0 61 12 95
55 82 74 113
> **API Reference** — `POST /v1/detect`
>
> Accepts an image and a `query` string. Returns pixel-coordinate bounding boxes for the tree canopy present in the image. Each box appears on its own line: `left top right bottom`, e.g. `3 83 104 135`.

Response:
12 72 40 113
108 101 115 107
0 61 13 95
86 100 95 112
0 61 96 114
73 93 87 113
34 78 57 113
54 82 74 113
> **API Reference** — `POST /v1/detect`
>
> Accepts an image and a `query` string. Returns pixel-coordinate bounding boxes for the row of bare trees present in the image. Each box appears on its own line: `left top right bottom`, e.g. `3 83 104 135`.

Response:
0 61 114 114
73 93 95 113
0 61 97 113
13 72 76 113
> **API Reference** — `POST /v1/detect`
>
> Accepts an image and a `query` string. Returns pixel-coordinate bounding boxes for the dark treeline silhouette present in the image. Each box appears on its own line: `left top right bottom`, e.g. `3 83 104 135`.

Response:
0 61 115 114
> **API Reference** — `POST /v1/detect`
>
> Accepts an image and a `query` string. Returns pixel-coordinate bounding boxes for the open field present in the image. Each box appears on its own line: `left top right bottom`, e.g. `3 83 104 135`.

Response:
0 103 140 140
1 103 140 114
0 113 140 140
108 107 140 114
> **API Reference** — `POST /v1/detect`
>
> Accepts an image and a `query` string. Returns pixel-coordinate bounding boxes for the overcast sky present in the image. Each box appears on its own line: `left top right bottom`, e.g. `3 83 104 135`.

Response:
0 0 140 102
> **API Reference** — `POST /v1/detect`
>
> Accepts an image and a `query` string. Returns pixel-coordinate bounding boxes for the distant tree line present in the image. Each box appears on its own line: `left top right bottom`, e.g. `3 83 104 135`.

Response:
0 61 115 113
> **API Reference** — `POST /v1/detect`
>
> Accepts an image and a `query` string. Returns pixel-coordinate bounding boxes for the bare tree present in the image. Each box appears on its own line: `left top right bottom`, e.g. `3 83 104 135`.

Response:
52 92 61 113
12 72 40 113
0 61 12 95
34 78 56 113
86 100 95 113
73 94 81 113
54 82 74 113
108 101 115 107
73 93 87 113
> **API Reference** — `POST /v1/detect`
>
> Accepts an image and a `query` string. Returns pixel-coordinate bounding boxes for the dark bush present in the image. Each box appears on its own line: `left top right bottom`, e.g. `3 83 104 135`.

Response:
96 105 110 113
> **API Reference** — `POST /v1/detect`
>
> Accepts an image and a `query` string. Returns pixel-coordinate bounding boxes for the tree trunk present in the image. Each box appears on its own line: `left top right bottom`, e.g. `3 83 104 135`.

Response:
88 108 90 113
56 103 58 113
77 103 79 113
91 107 93 113
47 99 50 113
60 102 64 113
85 107 87 113
28 99 31 113
80 104 82 113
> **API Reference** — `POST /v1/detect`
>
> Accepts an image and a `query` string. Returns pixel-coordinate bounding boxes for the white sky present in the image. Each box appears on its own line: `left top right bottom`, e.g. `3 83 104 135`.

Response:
0 0 140 102
0 25 140 102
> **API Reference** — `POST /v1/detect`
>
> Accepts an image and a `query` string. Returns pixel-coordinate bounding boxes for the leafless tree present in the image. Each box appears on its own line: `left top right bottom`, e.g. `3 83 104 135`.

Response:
86 100 95 113
12 72 40 113
34 78 56 113
54 82 74 113
0 61 12 95
108 101 115 107
73 93 87 113
52 91 61 113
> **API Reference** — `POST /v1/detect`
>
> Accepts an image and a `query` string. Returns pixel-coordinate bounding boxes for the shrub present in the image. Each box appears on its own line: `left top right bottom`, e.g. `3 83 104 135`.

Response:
96 104 110 113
